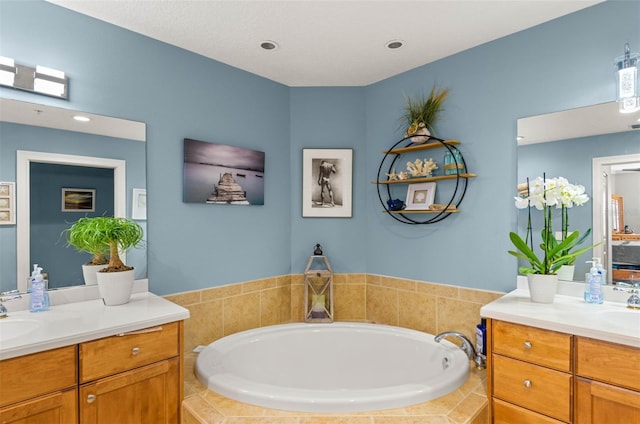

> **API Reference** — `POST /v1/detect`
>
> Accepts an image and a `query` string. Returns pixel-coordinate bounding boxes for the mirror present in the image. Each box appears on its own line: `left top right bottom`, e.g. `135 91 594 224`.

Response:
0 97 146 293
517 101 640 282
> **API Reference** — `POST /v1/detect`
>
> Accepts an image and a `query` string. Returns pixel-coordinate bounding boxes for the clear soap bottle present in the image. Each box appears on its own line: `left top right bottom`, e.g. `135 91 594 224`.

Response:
29 264 50 312
584 259 604 304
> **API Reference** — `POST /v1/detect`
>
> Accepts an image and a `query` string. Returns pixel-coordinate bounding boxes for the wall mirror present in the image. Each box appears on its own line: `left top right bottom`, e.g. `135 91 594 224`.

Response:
0 97 146 293
517 101 640 283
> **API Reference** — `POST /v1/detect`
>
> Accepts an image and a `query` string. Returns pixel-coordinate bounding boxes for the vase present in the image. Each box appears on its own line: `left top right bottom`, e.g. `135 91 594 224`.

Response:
82 264 104 285
96 269 135 305
556 265 575 282
406 125 431 143
526 274 558 303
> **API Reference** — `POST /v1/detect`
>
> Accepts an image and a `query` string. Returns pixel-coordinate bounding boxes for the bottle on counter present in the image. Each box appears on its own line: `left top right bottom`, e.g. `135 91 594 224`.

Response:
584 258 604 304
29 264 50 312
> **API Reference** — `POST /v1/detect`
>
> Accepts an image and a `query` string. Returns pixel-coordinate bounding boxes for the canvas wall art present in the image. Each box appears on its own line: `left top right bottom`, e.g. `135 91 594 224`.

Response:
183 138 265 205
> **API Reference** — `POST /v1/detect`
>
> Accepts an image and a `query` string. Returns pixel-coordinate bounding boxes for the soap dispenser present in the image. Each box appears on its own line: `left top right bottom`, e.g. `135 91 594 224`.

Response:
584 258 604 304
29 264 50 312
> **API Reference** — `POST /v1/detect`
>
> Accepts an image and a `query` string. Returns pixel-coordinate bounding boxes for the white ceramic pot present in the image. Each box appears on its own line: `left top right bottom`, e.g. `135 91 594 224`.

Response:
407 126 431 143
96 269 135 305
82 264 105 285
556 265 575 282
526 274 558 304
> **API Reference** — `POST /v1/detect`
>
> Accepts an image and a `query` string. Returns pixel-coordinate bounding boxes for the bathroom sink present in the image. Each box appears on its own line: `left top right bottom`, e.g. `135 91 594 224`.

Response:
597 308 640 331
0 318 41 342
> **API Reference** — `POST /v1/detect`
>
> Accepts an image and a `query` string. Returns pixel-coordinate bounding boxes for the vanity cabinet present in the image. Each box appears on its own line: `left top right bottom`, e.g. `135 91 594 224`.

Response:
574 337 640 423
0 346 78 424
489 320 572 423
79 322 181 424
488 319 640 423
0 321 183 424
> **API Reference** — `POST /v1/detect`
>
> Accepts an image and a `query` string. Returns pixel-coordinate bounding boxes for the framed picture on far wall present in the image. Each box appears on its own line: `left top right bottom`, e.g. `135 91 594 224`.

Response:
61 188 95 212
131 188 147 220
405 182 436 210
302 148 353 218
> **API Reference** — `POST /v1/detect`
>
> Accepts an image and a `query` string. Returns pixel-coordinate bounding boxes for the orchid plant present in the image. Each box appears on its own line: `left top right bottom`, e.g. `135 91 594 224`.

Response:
509 175 598 275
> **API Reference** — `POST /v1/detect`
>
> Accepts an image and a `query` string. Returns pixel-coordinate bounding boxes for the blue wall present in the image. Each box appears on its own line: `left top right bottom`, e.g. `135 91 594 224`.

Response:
1 0 638 295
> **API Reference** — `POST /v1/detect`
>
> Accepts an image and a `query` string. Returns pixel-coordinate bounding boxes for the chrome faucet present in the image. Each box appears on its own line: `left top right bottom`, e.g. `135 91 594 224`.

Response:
0 290 22 318
613 284 640 310
434 331 486 369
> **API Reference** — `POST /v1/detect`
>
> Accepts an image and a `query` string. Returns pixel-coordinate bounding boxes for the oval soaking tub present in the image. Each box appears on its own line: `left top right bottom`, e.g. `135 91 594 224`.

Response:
195 322 469 413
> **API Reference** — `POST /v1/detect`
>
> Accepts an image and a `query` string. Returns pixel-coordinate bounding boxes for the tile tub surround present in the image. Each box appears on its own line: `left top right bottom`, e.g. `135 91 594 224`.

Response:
183 351 489 424
164 273 503 356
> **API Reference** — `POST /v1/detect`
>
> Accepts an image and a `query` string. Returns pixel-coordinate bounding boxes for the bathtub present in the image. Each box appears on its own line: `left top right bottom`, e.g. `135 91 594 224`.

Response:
195 322 469 413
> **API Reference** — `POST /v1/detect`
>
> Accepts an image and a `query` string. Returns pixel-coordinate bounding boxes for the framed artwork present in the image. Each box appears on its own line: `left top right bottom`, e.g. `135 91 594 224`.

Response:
183 138 265 205
61 188 95 212
302 148 353 218
0 181 15 225
131 188 147 220
405 182 436 210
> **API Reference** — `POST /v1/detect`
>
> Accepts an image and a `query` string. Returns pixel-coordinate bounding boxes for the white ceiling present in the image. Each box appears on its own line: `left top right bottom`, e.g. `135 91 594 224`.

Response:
46 0 603 87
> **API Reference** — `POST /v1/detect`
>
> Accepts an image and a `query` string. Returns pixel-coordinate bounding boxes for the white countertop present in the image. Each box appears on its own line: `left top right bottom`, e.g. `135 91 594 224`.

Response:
481 286 640 348
0 292 190 360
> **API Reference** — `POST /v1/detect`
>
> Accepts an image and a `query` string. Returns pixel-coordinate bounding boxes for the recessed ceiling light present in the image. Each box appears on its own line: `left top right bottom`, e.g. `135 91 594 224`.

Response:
73 115 91 122
260 41 278 51
386 40 404 49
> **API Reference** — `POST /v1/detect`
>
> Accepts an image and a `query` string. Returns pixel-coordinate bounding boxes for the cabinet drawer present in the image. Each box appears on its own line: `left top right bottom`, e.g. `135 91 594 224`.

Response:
493 320 571 371
80 322 179 383
0 346 77 407
493 354 572 422
575 337 640 392
493 399 565 424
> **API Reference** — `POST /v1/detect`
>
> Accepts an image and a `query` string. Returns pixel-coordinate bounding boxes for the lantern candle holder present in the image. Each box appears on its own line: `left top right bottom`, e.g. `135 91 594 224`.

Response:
304 245 333 323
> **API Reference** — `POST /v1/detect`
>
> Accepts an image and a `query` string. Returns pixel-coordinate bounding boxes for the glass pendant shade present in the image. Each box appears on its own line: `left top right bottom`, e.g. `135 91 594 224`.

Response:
615 43 640 113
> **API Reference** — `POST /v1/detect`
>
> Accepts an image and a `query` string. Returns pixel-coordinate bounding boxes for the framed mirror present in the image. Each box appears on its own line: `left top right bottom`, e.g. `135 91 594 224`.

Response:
0 97 146 293
517 101 640 283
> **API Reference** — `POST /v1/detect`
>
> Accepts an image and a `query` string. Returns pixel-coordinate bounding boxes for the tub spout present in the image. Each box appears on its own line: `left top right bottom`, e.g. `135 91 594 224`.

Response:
434 331 486 369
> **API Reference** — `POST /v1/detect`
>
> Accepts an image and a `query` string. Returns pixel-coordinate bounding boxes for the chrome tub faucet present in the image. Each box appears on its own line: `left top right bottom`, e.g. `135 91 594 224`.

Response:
435 331 486 369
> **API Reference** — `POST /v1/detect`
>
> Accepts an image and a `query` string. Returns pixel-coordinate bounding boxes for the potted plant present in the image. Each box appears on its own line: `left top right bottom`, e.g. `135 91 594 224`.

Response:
508 175 599 303
63 217 110 285
65 216 144 305
400 84 449 143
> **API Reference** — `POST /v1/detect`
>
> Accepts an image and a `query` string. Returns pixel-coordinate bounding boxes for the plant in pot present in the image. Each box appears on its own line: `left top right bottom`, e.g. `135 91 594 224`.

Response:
65 216 144 305
400 84 449 143
509 175 599 303
63 217 110 285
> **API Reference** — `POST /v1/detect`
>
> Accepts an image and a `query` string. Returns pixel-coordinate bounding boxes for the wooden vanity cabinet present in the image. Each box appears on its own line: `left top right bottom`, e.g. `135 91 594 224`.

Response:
0 346 78 424
78 321 182 424
488 319 640 424
574 337 640 423
489 320 572 423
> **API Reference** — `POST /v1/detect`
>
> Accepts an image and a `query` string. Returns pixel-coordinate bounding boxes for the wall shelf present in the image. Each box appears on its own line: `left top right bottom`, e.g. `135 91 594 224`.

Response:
375 136 475 225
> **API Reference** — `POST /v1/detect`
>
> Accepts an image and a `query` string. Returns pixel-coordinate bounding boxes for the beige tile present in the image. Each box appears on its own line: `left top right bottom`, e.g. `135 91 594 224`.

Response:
278 284 292 324
223 292 261 336
447 392 487 424
182 395 225 423
470 405 489 424
243 278 277 293
334 284 366 321
347 273 367 285
290 283 305 322
290 274 304 286
366 274 382 286
300 416 373 424
374 417 449 424
183 300 223 352
164 290 201 306
334 273 348 285
277 275 292 287
404 390 464 416
458 288 503 305
200 390 266 417
398 290 436 333
202 283 243 302
436 298 483 346
260 287 282 327
224 418 299 424
415 281 459 299
379 276 415 292
366 285 398 325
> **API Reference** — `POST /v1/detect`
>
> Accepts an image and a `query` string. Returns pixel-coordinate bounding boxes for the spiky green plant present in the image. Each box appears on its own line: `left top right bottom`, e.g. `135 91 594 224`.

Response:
400 85 449 136
64 216 144 272
63 217 109 266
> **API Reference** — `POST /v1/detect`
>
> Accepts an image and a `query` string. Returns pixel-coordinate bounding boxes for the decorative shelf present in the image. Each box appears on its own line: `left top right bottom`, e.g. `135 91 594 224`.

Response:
385 209 460 214
383 139 460 155
374 173 477 185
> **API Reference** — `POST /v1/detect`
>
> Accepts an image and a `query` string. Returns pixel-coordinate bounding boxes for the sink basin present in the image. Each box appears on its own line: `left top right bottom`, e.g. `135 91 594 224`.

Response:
597 309 640 330
0 318 41 342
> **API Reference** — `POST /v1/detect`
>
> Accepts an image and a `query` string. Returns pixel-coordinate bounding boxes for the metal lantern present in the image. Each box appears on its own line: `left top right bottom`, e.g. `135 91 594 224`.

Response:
304 244 333 322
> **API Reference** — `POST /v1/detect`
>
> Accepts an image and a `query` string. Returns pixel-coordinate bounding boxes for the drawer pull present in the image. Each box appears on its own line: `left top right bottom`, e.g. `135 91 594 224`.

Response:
117 326 163 337
132 347 141 356
87 394 96 404
523 379 532 388
523 341 532 349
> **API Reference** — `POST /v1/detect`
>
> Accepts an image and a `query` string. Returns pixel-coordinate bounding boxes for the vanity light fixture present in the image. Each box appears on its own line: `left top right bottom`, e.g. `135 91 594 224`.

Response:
615 43 640 113
0 56 68 99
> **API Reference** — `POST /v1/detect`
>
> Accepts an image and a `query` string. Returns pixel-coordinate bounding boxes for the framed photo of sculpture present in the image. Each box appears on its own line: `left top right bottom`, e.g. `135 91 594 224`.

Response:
183 138 265 205
302 148 352 218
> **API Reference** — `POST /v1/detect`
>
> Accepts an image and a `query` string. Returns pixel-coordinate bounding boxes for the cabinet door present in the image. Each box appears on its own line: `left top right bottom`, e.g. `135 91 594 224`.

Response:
0 389 77 424
493 399 565 424
79 358 179 424
575 378 640 424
